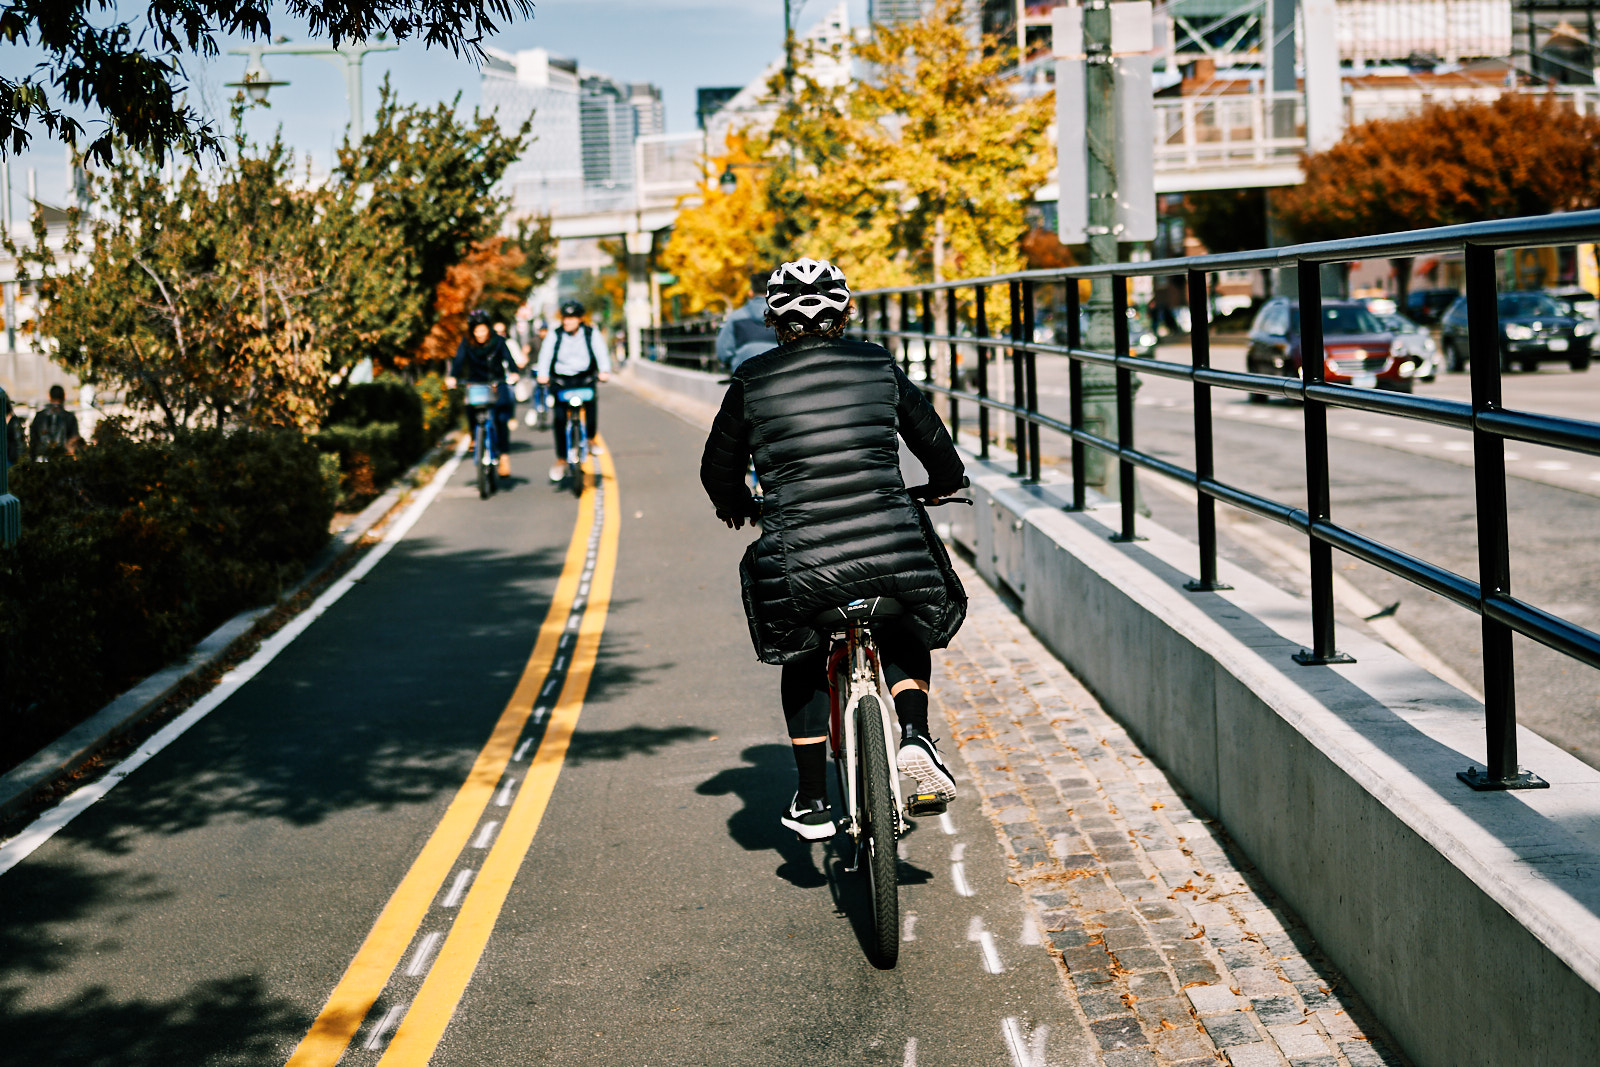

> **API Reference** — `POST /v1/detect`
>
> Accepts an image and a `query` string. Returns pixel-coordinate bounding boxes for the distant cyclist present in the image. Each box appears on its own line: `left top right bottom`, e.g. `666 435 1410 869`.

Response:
536 300 611 484
716 270 778 373
446 309 517 479
699 258 968 841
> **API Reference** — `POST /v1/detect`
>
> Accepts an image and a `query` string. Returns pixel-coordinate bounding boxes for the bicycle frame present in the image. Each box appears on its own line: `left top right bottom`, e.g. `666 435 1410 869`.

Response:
828 621 906 852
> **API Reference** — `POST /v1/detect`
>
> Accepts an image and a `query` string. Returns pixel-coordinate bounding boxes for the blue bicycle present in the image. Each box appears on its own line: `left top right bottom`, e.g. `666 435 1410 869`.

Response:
465 383 501 499
556 385 594 497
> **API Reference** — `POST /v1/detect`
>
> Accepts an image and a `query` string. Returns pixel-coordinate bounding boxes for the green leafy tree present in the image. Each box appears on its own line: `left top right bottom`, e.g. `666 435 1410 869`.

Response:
335 83 531 367
1 0 535 164
660 132 778 315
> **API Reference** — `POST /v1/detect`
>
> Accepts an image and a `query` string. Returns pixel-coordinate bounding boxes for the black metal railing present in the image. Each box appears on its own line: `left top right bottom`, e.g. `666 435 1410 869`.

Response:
855 210 1600 792
642 316 722 370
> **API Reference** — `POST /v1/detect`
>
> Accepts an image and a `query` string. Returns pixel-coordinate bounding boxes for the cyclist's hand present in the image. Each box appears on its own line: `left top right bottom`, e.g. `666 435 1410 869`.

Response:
537 375 549 386
444 376 457 389
598 372 610 382
507 372 521 385
717 509 746 530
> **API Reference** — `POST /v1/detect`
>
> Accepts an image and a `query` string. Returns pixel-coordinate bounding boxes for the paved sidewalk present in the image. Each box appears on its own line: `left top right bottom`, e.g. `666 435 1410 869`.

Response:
933 555 1412 1067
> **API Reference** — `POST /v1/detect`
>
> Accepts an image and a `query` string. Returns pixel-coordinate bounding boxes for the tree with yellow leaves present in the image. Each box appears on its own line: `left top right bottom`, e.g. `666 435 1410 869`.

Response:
659 134 778 316
774 0 1054 289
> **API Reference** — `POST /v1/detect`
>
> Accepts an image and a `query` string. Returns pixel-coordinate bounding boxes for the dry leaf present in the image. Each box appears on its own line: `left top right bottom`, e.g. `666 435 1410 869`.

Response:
1160 1020 1177 1031
1185 925 1206 940
1150 801 1165 810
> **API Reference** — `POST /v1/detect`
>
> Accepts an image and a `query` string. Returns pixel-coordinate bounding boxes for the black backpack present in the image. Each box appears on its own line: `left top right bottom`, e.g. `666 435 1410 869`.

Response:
551 325 599 382
33 406 73 452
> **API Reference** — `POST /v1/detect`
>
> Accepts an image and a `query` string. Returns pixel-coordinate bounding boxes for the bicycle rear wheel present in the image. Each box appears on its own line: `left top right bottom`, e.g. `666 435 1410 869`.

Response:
856 695 899 966
475 422 490 500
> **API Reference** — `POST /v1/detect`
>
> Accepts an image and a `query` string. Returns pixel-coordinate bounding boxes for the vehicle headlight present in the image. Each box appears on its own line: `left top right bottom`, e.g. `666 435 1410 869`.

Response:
1575 321 1595 337
1397 359 1416 378
1505 323 1534 340
1139 332 1157 348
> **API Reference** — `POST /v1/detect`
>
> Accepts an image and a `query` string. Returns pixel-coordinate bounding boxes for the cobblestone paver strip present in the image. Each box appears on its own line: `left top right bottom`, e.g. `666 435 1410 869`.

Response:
933 555 1411 1067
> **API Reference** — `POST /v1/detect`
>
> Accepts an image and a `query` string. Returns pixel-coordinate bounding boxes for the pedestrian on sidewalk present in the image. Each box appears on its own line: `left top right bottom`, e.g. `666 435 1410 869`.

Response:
700 258 969 840
716 271 778 373
29 384 80 459
536 300 611 484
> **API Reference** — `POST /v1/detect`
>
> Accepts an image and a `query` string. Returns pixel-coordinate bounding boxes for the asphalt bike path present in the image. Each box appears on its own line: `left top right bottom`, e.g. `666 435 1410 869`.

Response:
0 392 1083 1066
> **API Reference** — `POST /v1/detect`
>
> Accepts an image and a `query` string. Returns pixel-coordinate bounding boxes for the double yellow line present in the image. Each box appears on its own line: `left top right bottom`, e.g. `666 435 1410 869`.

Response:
286 447 620 1067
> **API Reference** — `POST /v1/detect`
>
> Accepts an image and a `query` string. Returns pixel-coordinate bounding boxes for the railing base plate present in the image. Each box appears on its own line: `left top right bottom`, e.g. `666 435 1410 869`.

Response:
1292 649 1356 666
1184 579 1233 592
1109 533 1148 543
1457 766 1550 791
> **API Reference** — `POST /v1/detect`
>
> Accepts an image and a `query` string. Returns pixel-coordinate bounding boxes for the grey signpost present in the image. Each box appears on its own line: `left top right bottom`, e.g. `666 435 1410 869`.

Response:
227 40 398 139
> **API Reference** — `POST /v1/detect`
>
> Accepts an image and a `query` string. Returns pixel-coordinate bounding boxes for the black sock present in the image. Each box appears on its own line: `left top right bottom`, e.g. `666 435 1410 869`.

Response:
793 742 828 802
895 689 930 735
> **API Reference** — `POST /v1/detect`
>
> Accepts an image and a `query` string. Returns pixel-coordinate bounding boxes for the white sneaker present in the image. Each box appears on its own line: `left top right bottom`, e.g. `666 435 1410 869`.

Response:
897 728 957 802
781 793 837 841
548 462 567 483
589 443 604 456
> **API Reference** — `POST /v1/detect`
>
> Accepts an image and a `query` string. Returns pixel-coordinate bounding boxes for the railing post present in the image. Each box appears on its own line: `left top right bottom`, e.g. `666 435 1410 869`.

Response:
1066 277 1086 511
1292 258 1354 665
1023 279 1041 484
900 292 913 376
1008 280 1028 479
946 284 961 438
1109 275 1142 541
878 292 890 349
1184 269 1229 591
921 289 934 402
976 285 991 460
1459 243 1546 791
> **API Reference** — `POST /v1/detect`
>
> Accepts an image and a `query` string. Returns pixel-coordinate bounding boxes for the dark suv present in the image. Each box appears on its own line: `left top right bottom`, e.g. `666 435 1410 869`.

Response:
1405 287 1460 324
1246 298 1418 399
1437 291 1593 372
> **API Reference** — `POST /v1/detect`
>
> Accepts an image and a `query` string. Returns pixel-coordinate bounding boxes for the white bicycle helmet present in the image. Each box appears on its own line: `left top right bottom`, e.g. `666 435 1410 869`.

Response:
766 258 851 332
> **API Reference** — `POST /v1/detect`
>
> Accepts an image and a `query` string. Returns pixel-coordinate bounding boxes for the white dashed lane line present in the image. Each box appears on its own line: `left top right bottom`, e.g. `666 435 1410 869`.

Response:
440 868 474 908
1000 1017 1049 1067
903 913 918 942
902 1036 918 1067
404 932 442 977
362 1003 408 1051
968 916 1005 974
472 821 499 849
495 777 517 806
938 812 957 835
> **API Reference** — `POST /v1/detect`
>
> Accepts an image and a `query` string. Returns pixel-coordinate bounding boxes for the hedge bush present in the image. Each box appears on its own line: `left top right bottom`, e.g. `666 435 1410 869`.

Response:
0 429 334 773
315 373 457 507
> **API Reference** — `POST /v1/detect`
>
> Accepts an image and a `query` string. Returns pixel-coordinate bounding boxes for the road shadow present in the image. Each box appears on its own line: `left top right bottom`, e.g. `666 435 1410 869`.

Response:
0 973 306 1067
0 860 173 984
696 744 830 889
565 723 712 765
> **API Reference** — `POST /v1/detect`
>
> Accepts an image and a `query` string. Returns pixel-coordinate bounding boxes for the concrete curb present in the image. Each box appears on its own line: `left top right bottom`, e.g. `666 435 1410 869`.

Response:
0 435 458 824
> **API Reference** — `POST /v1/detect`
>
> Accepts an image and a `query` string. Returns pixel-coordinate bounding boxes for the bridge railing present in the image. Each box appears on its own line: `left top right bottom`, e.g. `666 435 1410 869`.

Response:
854 210 1600 792
642 315 721 370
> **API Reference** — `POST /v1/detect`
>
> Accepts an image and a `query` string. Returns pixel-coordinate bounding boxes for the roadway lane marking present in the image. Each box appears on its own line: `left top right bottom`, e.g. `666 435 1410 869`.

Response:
512 739 533 761
0 441 471 879
1537 461 1572 470
950 842 967 861
376 444 622 1067
938 812 957 835
968 916 1004 973
951 861 974 897
441 869 474 907
495 778 517 806
404 933 442 977
362 1003 408 1051
1021 916 1042 945
283 445 606 1067
1000 1017 1049 1067
902 1036 918 1067
903 914 918 942
472 822 499 849
1445 441 1472 451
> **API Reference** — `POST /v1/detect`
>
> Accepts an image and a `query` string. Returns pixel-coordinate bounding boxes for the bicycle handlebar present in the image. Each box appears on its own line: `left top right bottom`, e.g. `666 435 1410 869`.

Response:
906 476 973 507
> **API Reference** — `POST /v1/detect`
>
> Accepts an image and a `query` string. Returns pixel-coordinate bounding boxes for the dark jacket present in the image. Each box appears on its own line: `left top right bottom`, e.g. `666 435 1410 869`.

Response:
450 336 514 384
716 297 777 372
701 334 967 664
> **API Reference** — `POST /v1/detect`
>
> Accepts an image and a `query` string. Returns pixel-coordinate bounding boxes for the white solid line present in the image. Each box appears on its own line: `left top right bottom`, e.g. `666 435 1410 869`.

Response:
442 868 475 907
902 1036 919 1067
495 777 517 806
405 931 443 977
1369 428 1395 437
1536 461 1572 471
1405 433 1433 443
363 1001 409 1051
1000 1018 1031 1067
512 738 533 761
951 861 974 897
472 821 500 849
903 914 918 942
950 842 967 861
0 443 469 878
938 812 957 835
1444 441 1472 452
1339 422 1364 432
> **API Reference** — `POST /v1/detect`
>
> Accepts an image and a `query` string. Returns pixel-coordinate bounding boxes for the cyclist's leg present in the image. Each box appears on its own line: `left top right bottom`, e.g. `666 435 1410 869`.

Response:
779 649 836 838
584 393 601 454
548 385 570 481
877 625 955 801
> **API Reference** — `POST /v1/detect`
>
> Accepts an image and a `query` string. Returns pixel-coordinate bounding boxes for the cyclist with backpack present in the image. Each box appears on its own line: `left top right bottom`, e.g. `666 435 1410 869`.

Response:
536 300 611 484
699 258 967 840
29 384 81 459
446 309 518 479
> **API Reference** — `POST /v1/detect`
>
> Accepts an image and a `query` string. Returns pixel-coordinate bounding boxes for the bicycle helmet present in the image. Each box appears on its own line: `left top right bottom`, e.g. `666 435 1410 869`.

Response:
766 258 851 332
466 308 492 328
559 300 585 318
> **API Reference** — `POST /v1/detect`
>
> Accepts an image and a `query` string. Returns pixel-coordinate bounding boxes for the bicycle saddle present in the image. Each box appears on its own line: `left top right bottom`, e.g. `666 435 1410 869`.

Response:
814 596 904 629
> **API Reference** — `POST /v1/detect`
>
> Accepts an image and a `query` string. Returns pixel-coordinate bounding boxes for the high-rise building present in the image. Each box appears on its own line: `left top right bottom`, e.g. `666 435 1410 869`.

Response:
703 2 854 147
483 47 665 217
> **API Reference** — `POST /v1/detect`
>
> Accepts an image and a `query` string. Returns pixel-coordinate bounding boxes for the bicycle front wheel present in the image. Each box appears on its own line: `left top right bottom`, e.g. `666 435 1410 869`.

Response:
475 423 491 500
856 694 900 967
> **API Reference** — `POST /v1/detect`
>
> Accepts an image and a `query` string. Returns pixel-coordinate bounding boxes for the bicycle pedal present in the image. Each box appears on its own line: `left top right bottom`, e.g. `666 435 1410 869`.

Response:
906 793 947 818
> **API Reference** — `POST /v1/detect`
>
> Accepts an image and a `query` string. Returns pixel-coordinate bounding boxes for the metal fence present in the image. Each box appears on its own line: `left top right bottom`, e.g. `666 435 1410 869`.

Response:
641 316 721 370
855 210 1600 792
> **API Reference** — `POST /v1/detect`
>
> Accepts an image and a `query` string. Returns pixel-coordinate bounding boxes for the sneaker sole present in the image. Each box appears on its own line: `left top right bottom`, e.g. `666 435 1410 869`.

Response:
780 814 837 841
898 746 957 802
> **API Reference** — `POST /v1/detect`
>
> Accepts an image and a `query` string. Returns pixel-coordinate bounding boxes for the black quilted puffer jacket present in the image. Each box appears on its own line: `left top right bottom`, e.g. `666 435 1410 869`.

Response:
700 334 968 664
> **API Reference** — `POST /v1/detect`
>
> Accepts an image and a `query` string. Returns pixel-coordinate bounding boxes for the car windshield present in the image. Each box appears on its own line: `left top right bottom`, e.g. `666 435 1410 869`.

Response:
1289 304 1385 336
1375 313 1418 333
1498 293 1561 317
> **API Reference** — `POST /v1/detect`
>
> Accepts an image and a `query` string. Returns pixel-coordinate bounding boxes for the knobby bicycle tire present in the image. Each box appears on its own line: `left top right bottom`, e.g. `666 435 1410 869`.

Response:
856 694 899 966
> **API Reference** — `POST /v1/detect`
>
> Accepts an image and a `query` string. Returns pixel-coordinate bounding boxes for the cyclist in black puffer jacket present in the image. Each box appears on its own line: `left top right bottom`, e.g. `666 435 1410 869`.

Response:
700 257 968 841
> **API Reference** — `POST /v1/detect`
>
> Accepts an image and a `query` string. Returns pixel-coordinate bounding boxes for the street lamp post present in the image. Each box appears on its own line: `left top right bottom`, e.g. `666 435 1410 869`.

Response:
228 39 398 140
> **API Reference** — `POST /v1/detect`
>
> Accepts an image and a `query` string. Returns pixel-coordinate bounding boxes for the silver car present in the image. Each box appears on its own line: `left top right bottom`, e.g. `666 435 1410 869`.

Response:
1373 312 1437 382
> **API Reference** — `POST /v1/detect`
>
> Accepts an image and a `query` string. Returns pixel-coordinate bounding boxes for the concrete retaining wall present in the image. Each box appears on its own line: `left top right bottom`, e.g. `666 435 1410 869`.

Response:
632 359 1600 1061
626 358 728 412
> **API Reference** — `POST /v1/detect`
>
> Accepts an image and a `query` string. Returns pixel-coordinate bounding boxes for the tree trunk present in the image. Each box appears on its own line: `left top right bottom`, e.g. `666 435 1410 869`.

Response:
1391 257 1413 309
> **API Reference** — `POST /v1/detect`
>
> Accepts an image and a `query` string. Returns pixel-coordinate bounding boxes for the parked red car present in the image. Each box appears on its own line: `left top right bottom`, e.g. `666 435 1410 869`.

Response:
1245 298 1420 399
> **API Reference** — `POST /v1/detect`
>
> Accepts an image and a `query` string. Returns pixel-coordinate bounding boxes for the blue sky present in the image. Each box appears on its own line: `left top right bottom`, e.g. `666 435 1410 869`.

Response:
4 0 868 207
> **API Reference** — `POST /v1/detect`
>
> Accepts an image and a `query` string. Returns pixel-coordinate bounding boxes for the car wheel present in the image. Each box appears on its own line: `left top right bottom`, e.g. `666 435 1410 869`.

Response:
1520 358 1539 374
1500 348 1515 373
1570 355 1591 371
1443 339 1464 372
